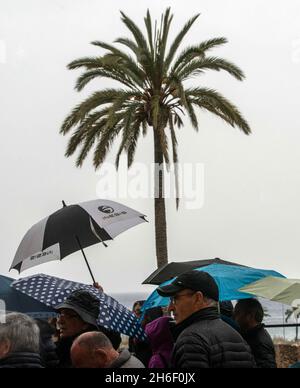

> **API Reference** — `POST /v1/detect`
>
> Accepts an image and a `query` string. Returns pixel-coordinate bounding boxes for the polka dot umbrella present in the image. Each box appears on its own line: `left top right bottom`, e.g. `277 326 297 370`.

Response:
12 273 146 340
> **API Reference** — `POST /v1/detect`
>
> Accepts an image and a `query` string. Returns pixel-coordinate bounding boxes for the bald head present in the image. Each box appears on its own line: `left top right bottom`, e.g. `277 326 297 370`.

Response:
71 331 119 368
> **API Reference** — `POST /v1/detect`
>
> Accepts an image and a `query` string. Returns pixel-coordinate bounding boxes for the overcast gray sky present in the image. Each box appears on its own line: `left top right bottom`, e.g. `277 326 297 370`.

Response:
1 0 300 293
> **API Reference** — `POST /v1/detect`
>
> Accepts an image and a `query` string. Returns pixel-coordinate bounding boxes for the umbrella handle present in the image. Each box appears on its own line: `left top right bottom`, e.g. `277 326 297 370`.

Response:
75 235 96 284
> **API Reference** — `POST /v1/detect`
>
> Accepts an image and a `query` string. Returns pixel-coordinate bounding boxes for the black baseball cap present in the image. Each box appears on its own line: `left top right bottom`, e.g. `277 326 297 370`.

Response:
55 289 100 327
157 270 219 301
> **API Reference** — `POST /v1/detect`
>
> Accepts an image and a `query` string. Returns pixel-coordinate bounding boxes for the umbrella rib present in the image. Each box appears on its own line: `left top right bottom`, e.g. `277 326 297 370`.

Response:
89 217 109 247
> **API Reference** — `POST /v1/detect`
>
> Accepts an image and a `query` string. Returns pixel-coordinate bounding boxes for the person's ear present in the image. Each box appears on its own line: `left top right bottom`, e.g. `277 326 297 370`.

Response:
0 339 11 358
94 348 109 367
195 291 204 305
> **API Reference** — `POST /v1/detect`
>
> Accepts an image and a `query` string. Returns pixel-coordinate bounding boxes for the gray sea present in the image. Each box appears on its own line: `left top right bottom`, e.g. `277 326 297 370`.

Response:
111 292 299 342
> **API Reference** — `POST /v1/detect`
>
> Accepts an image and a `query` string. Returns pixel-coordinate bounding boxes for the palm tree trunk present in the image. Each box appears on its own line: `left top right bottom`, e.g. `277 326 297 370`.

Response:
153 130 168 268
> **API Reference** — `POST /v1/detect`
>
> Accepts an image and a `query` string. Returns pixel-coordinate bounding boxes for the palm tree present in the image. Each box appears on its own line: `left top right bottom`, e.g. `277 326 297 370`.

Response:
60 8 251 268
285 307 300 341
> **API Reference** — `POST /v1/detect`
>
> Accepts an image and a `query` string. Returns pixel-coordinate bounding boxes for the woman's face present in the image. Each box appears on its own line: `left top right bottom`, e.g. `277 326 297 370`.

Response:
133 303 142 318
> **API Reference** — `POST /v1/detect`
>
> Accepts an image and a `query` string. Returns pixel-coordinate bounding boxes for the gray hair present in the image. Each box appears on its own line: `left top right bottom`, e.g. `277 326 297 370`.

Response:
0 312 40 354
75 331 113 352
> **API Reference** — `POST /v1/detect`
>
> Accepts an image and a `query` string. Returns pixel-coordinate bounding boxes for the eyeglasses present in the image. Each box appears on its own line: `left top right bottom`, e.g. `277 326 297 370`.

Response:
58 310 81 320
169 292 196 305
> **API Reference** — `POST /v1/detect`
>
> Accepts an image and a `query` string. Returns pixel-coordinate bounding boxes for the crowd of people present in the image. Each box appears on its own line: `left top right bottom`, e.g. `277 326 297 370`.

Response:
0 270 285 368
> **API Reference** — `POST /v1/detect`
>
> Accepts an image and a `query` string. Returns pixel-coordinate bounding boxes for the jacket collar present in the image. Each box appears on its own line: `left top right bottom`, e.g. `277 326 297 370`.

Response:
0 352 43 367
243 323 265 337
109 349 131 368
172 307 220 340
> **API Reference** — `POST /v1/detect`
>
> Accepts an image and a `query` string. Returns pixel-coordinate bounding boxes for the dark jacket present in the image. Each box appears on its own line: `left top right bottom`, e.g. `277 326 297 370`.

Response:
110 349 145 368
0 352 44 368
145 316 174 368
36 319 59 368
56 335 76 368
242 324 277 368
128 337 152 367
172 307 255 368
40 334 59 368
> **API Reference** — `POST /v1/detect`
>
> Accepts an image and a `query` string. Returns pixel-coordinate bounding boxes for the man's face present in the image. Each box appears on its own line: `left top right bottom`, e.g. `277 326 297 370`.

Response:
167 289 199 324
57 308 89 338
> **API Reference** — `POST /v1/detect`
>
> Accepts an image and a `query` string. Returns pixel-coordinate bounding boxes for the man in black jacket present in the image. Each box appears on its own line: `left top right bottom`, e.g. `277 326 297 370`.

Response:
0 312 43 368
158 270 255 368
234 298 277 368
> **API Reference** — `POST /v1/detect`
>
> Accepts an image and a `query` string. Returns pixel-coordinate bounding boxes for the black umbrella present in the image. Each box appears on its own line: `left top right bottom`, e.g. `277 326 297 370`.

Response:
10 199 147 282
142 258 247 285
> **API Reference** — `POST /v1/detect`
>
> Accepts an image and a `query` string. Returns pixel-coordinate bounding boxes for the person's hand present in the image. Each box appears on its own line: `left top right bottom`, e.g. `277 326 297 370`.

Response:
93 282 103 292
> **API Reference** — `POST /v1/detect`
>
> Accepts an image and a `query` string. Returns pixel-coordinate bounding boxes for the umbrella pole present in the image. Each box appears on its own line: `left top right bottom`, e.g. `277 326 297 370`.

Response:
75 235 96 284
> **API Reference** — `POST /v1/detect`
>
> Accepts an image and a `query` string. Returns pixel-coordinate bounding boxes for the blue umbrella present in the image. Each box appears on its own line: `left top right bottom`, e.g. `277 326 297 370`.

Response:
0 275 56 318
141 263 285 313
12 274 146 340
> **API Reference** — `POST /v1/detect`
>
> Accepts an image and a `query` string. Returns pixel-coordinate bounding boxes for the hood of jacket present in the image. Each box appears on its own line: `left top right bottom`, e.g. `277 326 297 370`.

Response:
145 316 174 353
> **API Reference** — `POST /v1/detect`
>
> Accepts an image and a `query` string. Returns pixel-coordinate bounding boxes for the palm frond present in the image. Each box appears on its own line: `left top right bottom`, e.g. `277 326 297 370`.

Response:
178 56 245 81
170 37 228 74
144 9 154 58
68 56 103 70
60 89 126 134
185 97 198 130
115 106 138 168
126 120 143 167
167 75 188 108
120 11 151 61
142 119 148 136
187 87 251 134
91 41 146 86
164 13 200 72
106 92 142 128
65 109 109 156
157 8 173 75
75 120 106 167
75 69 135 91
93 119 123 169
114 37 139 56
173 112 184 128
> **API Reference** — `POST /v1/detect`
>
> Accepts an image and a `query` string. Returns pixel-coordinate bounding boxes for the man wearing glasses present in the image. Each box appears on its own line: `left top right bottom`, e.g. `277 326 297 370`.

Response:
157 270 255 368
55 290 121 368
